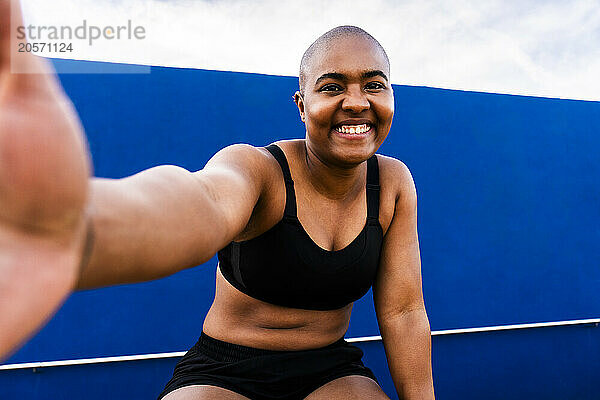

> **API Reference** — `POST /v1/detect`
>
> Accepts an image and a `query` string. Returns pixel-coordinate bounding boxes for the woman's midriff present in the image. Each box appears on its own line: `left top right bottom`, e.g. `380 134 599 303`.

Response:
202 265 353 351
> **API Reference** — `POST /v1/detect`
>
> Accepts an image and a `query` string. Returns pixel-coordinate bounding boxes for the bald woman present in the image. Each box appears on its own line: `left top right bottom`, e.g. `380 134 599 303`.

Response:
0 1 434 398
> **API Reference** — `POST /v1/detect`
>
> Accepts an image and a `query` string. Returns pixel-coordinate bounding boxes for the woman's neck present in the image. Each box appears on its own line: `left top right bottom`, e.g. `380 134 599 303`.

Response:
301 140 365 202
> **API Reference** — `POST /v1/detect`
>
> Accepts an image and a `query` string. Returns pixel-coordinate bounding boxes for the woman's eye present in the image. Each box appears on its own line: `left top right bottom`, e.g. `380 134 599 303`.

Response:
320 84 341 92
366 82 385 90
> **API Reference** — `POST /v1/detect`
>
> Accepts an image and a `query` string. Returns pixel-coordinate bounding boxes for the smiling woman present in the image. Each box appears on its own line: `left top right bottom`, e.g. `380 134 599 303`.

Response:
162 25 433 400
295 26 394 165
0 2 434 397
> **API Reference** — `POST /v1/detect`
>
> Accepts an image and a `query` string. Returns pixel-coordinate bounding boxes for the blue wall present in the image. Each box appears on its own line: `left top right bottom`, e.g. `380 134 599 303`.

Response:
1 60 599 399
2 325 598 400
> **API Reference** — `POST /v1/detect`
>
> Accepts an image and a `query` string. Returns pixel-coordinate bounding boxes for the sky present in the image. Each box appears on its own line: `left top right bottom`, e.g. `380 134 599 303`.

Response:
19 0 600 101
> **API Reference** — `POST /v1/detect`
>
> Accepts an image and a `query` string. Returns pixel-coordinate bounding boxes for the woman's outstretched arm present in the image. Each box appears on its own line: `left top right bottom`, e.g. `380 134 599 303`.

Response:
0 0 266 359
373 159 435 400
78 145 268 289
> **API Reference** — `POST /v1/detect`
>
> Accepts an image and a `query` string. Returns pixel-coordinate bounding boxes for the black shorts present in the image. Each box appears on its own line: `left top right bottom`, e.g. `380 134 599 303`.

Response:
157 332 378 400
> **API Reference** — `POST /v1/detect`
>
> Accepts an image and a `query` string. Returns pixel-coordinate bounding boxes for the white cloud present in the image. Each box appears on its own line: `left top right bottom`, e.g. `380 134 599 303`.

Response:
19 0 600 101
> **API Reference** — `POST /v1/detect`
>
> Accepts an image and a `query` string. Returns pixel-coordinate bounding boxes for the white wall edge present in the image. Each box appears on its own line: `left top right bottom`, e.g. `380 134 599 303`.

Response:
1 318 598 371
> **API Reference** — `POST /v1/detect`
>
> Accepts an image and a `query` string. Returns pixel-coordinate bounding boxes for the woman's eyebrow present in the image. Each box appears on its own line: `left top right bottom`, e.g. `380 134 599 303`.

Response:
362 70 388 81
315 70 388 86
315 72 345 85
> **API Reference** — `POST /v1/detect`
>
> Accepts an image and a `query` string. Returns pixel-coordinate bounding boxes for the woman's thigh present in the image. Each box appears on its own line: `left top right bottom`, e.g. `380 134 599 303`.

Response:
161 385 250 400
303 375 390 400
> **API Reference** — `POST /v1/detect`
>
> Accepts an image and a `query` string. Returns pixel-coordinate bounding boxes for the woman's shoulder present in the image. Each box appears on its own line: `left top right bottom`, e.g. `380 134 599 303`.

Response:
265 138 304 153
205 143 289 197
230 139 302 165
373 154 418 236
216 141 302 191
375 153 416 197
375 154 417 230
211 142 285 173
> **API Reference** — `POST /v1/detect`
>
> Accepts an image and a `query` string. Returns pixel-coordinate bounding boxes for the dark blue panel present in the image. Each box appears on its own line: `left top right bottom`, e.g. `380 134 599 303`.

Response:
432 323 600 399
0 358 178 400
2 59 599 378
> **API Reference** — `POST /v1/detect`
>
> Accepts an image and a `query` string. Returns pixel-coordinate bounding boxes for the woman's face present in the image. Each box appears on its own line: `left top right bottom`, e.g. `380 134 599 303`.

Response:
296 35 394 166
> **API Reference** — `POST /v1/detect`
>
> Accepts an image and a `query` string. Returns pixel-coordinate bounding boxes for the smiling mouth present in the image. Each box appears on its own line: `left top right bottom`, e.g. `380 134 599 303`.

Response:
333 123 373 138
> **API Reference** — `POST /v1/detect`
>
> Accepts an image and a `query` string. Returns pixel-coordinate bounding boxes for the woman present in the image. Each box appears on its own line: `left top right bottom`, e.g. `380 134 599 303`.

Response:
0 1 434 398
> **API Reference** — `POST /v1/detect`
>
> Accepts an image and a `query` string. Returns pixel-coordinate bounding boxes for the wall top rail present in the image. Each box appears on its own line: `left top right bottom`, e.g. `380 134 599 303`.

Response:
2 318 598 371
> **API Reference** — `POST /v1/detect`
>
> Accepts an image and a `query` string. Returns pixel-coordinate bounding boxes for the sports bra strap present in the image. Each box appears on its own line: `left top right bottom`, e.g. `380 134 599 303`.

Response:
266 144 379 222
265 144 297 219
366 155 380 221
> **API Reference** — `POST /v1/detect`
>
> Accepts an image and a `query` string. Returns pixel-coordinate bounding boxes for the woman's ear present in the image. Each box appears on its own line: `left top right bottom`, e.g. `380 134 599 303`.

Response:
293 91 305 122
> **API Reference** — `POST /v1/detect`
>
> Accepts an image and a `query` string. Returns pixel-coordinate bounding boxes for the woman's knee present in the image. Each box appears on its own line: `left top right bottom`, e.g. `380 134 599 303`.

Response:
161 385 250 400
303 375 390 400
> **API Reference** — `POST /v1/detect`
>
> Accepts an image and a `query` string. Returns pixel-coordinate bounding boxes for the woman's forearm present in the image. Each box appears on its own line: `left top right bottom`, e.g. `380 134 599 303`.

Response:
76 170 225 289
379 308 435 400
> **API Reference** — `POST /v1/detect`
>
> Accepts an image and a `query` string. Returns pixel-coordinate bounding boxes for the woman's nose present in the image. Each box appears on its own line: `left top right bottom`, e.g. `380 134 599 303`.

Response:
341 87 370 113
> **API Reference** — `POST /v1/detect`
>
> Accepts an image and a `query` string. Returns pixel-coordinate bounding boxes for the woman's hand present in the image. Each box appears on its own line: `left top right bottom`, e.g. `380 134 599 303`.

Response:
0 0 91 360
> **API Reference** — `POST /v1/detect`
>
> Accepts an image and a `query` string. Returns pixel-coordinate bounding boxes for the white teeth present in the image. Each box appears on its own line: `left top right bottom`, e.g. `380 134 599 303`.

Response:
335 124 371 134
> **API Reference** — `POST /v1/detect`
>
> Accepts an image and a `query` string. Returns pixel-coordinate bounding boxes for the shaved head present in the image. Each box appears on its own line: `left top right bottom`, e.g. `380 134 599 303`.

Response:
299 26 390 96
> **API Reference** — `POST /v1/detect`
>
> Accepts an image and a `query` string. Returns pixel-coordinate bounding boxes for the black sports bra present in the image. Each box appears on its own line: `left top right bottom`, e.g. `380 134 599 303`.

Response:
217 144 383 311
